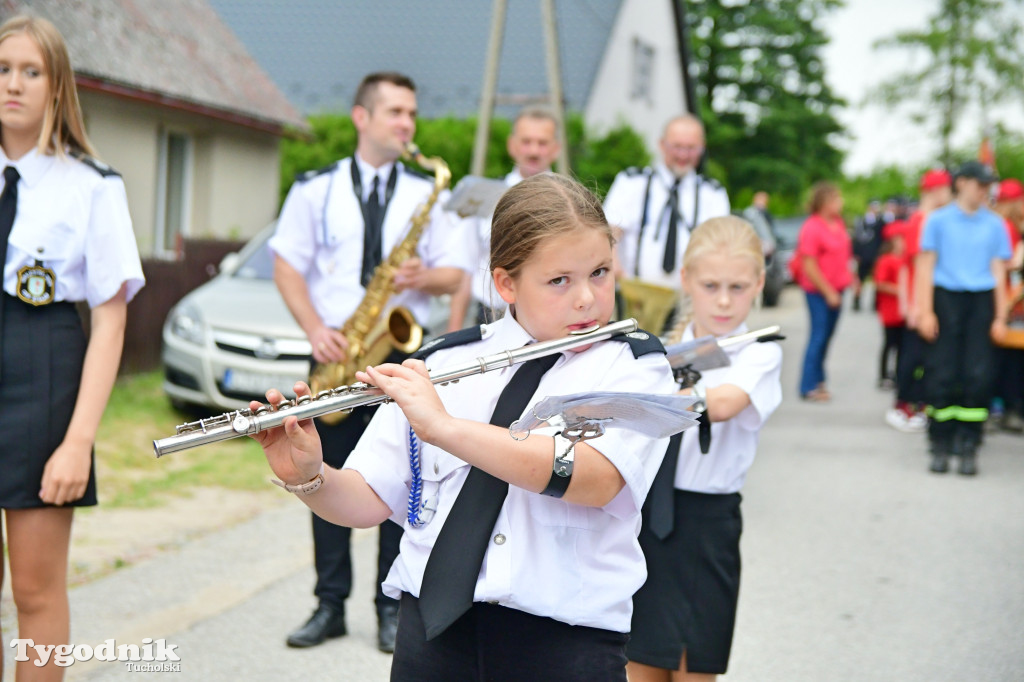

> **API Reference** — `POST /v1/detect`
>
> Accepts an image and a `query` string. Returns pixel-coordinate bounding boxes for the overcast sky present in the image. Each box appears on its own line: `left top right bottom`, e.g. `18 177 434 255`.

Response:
819 0 1017 174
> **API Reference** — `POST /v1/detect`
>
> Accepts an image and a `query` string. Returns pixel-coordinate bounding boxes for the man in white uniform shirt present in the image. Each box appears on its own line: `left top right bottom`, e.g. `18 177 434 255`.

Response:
269 72 469 653
446 107 562 330
603 115 731 291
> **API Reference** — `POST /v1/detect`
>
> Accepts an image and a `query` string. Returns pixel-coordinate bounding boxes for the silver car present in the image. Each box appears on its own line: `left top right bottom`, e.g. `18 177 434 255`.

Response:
162 224 311 411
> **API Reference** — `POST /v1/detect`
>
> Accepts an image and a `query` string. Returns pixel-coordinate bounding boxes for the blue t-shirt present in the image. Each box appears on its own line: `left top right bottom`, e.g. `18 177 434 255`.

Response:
920 203 1011 291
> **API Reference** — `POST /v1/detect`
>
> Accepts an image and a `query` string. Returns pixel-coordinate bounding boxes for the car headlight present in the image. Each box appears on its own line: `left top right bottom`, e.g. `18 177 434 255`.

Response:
167 303 206 345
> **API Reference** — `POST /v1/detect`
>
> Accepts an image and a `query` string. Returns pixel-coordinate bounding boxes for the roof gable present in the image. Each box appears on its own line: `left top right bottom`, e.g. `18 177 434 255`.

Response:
207 0 621 118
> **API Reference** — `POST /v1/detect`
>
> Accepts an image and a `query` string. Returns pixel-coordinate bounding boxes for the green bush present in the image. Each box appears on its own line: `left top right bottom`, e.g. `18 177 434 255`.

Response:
279 113 650 205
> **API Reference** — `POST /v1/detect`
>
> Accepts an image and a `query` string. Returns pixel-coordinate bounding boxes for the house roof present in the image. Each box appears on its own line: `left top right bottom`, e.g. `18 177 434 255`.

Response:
206 0 622 118
5 0 308 133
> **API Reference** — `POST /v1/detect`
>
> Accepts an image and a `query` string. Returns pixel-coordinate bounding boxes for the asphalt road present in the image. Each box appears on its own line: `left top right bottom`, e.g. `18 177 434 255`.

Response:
18 284 1024 681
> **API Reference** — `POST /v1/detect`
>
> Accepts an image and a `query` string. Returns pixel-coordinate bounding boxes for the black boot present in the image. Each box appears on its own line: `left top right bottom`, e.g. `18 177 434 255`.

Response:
929 439 950 474
286 603 347 648
958 444 978 476
377 603 400 653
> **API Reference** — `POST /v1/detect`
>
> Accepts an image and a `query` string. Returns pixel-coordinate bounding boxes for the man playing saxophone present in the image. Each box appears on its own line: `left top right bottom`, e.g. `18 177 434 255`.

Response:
269 71 470 654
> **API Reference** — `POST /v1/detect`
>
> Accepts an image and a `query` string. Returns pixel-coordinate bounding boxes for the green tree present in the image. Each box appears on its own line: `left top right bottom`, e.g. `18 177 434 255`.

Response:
684 0 846 209
869 0 1024 165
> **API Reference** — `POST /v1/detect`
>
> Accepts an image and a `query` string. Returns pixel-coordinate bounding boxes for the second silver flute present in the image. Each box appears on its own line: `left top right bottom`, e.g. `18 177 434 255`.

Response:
153 318 640 457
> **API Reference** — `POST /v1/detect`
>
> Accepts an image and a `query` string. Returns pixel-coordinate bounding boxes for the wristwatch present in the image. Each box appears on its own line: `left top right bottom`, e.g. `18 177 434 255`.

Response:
272 463 326 495
541 432 576 498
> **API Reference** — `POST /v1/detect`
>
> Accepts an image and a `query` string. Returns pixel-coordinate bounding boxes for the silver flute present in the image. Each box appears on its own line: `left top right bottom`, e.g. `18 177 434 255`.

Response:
153 318 640 457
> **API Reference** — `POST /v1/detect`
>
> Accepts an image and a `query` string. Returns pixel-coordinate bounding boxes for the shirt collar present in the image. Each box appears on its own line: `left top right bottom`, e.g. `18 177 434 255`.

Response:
682 320 750 342
0 146 55 188
506 168 526 186
655 163 695 188
354 153 397 201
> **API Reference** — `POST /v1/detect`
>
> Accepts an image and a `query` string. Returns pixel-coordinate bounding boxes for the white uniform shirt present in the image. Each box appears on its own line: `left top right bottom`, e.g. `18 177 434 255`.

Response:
344 314 677 632
468 169 523 311
673 322 782 494
603 163 731 290
1 149 144 306
269 156 472 328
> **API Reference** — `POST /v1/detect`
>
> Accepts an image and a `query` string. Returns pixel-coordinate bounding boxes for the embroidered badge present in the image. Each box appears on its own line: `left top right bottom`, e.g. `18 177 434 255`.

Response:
16 261 56 306
626 331 650 341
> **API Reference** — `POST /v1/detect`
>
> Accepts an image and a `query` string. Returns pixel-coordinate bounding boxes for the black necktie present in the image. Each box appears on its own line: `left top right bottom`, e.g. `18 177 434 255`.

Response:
0 165 21 380
662 177 681 274
418 352 560 640
361 175 383 287
646 432 682 540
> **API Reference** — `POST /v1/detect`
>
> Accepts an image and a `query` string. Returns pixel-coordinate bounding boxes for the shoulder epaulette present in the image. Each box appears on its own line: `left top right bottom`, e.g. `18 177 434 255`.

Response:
71 151 120 178
410 325 484 361
700 175 724 191
401 165 431 181
608 329 666 358
295 161 339 183
624 166 651 178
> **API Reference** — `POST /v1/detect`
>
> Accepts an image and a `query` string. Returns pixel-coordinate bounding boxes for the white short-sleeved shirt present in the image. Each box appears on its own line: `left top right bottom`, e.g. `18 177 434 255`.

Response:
269 156 473 328
468 169 523 311
672 323 782 494
603 163 731 290
1 148 144 307
344 314 677 632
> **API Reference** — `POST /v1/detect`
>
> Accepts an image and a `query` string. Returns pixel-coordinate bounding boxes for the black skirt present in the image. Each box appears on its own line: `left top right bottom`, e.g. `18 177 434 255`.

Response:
628 489 742 674
0 293 95 508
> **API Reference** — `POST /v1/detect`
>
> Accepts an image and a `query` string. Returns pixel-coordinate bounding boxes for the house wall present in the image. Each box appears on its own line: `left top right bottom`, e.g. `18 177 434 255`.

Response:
80 91 282 255
583 0 688 158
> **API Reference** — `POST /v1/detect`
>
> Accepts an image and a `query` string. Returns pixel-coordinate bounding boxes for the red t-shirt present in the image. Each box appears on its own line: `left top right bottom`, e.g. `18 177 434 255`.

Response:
874 252 905 327
902 211 926 305
795 214 853 293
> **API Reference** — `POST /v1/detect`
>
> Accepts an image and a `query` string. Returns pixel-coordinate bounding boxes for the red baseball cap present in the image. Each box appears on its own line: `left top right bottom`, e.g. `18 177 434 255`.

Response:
996 178 1024 202
882 222 905 241
919 169 952 191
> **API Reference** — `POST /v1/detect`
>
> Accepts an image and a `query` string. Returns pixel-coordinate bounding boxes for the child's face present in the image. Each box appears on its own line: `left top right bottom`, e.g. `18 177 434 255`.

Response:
493 226 615 343
681 250 764 338
0 33 50 143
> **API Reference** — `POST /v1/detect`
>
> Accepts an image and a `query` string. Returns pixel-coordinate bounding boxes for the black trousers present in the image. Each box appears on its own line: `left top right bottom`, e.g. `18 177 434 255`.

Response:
880 324 904 383
390 593 629 682
924 288 997 447
995 346 1024 413
313 408 402 612
896 327 928 406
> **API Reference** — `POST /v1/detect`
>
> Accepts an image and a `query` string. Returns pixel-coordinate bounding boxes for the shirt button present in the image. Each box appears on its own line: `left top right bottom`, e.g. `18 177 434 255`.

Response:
493 534 506 545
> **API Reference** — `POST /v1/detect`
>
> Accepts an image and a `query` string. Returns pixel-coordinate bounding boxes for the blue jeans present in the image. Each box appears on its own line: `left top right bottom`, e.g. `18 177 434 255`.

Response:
800 291 842 396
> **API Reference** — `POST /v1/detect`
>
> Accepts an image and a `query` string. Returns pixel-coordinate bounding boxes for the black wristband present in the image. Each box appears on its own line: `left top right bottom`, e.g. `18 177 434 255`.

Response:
541 433 575 498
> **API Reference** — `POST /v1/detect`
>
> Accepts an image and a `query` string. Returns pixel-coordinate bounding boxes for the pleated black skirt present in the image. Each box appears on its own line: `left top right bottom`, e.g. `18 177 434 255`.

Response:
0 293 95 508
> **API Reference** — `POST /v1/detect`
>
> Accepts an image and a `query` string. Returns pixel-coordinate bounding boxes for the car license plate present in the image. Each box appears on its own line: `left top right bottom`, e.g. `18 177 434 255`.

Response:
222 368 290 395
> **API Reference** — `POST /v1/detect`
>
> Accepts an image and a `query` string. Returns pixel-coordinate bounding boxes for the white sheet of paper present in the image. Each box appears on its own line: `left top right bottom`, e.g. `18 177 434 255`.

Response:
444 176 509 218
510 392 699 439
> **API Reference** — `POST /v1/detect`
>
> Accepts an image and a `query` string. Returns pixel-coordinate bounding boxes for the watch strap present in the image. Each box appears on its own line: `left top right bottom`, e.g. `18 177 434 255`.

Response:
272 463 326 495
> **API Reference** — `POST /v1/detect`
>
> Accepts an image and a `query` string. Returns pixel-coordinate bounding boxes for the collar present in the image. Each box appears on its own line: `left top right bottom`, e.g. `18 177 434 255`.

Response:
486 310 536 348
354 153 397 200
0 146 55 188
506 168 526 186
655 163 696 189
682 320 750 343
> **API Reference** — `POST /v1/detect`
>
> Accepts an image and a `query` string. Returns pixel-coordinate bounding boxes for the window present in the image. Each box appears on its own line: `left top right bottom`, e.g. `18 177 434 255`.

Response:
631 37 655 106
155 130 193 256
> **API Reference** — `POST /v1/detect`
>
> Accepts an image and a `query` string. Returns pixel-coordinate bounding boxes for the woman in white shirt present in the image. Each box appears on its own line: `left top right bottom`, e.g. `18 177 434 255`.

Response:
254 174 676 681
0 15 144 680
628 216 782 682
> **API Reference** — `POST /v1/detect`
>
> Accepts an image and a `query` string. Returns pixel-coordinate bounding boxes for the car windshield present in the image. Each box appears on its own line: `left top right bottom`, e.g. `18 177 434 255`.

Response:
232 237 275 281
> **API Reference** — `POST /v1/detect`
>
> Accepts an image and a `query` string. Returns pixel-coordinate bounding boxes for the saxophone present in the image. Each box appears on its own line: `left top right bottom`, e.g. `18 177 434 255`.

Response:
309 142 451 424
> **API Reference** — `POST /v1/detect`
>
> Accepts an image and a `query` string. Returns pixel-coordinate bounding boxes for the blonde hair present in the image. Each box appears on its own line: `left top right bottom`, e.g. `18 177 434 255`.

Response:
0 15 95 157
668 215 765 342
490 173 613 280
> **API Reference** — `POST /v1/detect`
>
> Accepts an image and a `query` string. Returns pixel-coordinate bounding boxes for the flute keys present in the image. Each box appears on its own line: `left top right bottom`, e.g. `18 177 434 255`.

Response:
231 413 252 434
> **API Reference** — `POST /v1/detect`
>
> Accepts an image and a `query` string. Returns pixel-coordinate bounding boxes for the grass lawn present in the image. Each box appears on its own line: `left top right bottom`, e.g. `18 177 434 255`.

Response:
95 371 271 508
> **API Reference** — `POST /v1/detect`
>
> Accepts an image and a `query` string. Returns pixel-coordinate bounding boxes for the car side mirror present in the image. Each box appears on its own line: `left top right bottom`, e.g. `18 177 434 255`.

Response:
219 252 241 274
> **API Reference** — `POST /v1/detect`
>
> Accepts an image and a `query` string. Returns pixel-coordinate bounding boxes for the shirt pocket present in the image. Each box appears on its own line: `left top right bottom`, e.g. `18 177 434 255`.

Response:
407 449 469 541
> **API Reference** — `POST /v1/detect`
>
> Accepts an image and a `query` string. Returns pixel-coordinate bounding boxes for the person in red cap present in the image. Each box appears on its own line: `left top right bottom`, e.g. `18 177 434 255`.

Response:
884 169 953 432
991 178 1024 432
875 222 908 392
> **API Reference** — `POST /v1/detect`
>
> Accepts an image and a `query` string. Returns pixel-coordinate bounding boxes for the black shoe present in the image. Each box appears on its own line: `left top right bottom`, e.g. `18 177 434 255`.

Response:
286 604 347 648
377 603 399 654
958 449 978 476
929 451 949 474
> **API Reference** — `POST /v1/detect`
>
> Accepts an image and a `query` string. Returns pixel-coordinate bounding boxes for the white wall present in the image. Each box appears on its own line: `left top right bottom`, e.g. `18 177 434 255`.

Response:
584 0 688 158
